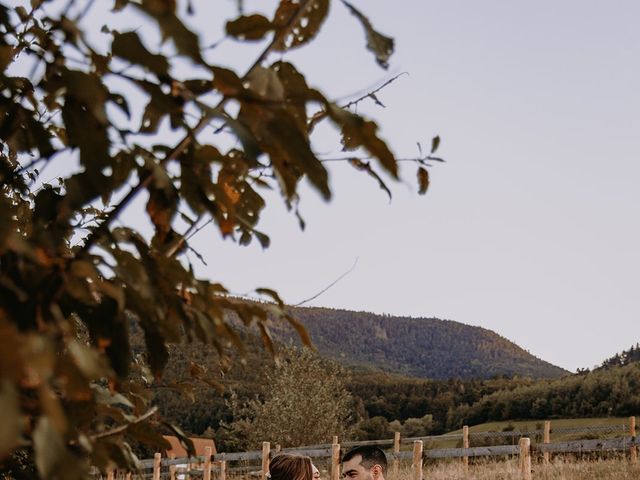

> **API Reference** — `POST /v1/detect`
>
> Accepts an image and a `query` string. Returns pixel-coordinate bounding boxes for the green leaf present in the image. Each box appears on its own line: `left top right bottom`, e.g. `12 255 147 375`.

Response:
417 166 429 195
112 31 170 77
226 14 274 41
273 0 330 51
341 0 395 69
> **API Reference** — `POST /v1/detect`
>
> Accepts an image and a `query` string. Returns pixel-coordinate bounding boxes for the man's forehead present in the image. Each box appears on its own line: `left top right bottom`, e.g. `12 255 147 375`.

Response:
342 455 365 470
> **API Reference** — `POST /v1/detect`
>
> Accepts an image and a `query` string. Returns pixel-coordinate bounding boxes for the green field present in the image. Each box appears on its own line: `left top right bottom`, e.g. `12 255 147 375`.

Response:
423 417 632 449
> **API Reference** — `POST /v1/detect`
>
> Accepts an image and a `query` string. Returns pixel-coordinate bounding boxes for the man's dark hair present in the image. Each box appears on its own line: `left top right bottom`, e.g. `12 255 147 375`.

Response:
341 446 387 472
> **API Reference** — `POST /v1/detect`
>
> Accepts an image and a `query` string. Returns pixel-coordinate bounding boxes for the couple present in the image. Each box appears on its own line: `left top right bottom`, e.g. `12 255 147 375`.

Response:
268 445 387 480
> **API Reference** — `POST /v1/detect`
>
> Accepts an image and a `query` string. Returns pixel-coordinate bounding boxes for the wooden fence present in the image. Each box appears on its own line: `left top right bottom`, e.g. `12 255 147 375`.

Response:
105 416 639 479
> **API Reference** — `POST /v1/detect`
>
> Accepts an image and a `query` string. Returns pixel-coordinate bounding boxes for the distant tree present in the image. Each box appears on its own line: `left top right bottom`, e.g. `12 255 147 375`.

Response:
399 414 433 437
221 346 354 449
353 416 394 441
0 0 441 477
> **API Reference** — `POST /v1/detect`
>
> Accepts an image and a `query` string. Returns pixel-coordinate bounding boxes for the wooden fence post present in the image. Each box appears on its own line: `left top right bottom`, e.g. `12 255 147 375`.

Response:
219 453 227 480
462 425 469 472
152 452 162 480
412 440 423 480
631 416 637 464
203 445 212 480
392 431 401 478
262 442 270 480
519 438 531 480
331 440 340 480
168 453 176 480
543 420 551 465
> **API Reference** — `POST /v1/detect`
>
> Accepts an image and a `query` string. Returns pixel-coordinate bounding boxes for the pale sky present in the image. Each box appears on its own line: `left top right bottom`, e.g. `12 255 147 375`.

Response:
21 1 640 373
193 1 640 373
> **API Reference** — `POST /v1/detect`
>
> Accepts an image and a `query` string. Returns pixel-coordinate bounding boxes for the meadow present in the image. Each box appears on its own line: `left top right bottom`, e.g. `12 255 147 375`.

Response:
390 457 640 480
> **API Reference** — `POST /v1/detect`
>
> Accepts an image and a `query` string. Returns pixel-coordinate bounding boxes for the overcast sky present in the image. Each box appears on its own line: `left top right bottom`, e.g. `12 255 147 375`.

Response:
24 1 640 372
176 1 639 373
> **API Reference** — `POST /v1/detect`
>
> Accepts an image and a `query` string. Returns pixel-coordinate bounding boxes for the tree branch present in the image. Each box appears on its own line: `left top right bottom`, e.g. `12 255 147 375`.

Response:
90 406 158 441
293 257 359 307
78 0 320 257
309 72 408 129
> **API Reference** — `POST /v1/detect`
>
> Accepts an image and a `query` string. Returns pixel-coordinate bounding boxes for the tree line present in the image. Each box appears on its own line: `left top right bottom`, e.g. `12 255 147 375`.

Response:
152 333 640 450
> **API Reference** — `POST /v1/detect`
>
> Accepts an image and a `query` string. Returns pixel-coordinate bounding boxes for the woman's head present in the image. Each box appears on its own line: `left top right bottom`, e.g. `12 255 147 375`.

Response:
268 454 314 480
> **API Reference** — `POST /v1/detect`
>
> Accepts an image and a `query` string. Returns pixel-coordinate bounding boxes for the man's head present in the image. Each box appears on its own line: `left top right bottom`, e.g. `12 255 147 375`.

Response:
341 446 387 480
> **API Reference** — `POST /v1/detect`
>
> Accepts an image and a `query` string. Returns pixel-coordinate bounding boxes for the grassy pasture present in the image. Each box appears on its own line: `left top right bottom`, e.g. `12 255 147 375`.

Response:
390 457 640 479
422 417 632 448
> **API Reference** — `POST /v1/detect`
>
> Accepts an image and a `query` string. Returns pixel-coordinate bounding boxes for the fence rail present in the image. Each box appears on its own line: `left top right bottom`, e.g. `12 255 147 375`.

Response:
104 416 638 480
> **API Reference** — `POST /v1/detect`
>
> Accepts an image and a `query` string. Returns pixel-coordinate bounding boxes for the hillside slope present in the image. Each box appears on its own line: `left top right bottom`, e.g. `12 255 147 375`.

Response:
273 306 568 379
447 363 640 428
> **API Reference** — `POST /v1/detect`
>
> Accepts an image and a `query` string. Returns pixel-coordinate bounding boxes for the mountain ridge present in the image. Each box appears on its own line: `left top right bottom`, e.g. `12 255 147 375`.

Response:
270 305 569 379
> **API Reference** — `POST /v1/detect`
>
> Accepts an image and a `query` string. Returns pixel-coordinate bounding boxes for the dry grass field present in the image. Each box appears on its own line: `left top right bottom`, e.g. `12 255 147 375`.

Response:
388 457 640 480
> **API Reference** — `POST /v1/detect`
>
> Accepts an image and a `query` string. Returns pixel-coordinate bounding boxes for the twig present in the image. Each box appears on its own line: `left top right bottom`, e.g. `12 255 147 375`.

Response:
309 72 408 129
90 406 158 441
294 257 359 306
73 0 96 24
163 214 208 258
318 154 445 164
341 72 407 111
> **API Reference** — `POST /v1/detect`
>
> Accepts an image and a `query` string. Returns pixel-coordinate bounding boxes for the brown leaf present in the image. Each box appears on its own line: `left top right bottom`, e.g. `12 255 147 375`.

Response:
332 108 398 178
417 166 430 195
112 31 169 77
245 66 285 101
0 381 24 459
212 66 244 96
240 102 330 200
135 1 204 65
341 0 395 69
349 158 392 200
431 135 441 154
226 14 274 41
113 0 129 12
273 0 330 51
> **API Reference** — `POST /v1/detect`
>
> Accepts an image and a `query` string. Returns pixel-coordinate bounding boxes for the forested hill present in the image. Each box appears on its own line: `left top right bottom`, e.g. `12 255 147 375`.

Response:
596 343 640 371
272 306 568 380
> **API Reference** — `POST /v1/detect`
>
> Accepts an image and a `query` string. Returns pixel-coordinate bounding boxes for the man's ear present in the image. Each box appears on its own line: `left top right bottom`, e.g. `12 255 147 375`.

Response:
370 465 382 480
